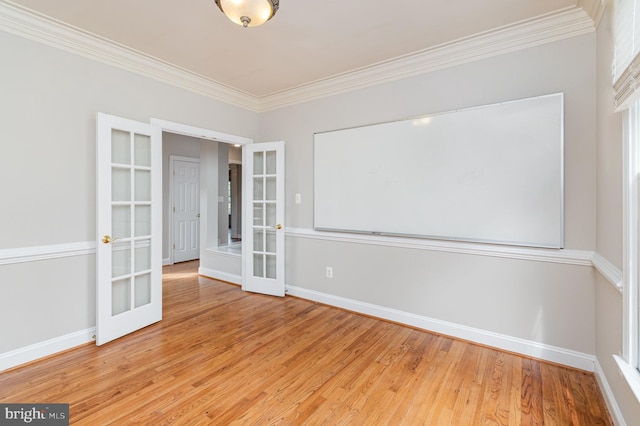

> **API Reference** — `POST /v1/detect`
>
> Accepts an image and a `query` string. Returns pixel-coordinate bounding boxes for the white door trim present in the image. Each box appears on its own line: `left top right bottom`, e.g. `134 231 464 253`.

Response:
149 118 252 145
169 155 200 265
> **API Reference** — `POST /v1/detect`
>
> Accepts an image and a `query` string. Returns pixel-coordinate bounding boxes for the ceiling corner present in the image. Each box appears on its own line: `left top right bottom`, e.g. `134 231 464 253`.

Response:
257 7 596 112
577 0 607 26
0 1 260 112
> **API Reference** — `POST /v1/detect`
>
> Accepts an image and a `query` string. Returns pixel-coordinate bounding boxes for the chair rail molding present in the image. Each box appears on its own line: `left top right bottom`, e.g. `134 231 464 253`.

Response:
286 227 593 266
591 252 623 291
0 241 95 266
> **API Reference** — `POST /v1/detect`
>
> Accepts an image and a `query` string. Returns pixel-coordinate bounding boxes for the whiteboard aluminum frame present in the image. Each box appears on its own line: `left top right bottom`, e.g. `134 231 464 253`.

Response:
313 93 565 249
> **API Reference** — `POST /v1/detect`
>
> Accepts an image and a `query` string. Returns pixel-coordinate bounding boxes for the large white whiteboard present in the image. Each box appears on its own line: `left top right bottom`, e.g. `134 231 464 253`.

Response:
313 93 564 248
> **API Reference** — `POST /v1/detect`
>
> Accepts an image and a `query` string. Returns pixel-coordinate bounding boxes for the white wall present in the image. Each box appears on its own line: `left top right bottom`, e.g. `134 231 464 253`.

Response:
0 30 259 354
594 4 640 424
261 34 598 356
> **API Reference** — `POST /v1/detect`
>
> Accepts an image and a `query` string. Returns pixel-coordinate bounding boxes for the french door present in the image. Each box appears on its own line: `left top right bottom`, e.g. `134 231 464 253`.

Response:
96 113 162 345
243 142 285 297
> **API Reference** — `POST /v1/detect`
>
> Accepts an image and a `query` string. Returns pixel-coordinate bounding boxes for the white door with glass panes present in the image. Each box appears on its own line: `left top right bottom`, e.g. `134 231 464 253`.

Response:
243 142 285 297
96 113 162 346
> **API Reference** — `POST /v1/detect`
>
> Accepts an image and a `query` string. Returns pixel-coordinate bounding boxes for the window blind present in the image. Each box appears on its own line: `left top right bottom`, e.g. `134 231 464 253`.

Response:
614 0 640 109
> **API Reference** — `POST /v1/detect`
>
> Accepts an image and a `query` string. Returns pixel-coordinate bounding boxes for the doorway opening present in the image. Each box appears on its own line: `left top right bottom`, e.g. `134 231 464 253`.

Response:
152 118 252 286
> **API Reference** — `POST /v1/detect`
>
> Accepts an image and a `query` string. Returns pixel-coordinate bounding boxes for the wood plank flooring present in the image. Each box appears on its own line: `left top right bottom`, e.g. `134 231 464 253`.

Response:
0 261 612 425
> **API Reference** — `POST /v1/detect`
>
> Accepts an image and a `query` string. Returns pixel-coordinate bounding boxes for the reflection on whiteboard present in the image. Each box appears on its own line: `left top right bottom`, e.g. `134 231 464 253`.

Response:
313 93 564 248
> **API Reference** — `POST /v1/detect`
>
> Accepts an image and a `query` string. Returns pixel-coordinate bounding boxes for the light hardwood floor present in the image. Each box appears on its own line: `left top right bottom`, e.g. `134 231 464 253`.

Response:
0 261 612 425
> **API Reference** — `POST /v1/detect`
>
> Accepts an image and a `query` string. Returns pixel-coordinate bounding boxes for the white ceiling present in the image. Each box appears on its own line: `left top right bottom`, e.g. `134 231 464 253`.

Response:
6 0 591 98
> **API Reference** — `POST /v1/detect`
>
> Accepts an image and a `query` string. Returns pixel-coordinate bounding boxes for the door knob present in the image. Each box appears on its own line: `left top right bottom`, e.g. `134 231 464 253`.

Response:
101 235 121 244
273 224 282 230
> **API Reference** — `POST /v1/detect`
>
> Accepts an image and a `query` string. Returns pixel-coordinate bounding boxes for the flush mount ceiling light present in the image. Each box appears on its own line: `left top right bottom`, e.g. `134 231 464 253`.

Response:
214 0 279 28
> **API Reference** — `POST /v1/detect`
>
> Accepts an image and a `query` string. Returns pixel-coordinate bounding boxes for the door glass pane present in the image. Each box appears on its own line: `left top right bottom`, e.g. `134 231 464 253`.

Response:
265 150 276 174
134 274 151 308
112 205 131 239
266 229 276 253
112 278 131 316
134 134 151 167
253 152 264 175
253 177 264 200
253 229 264 252
112 242 131 278
265 254 276 279
265 177 276 201
253 204 264 226
253 253 264 277
112 168 131 201
135 242 151 272
266 204 276 227
112 129 130 165
135 170 151 201
135 205 151 237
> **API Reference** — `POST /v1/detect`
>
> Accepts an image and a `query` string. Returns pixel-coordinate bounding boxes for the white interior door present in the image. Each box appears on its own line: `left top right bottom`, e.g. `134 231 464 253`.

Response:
243 141 285 297
172 158 200 263
96 113 162 346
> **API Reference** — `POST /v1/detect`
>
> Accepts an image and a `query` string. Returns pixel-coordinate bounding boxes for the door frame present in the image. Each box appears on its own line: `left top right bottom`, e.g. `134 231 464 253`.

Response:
168 155 200 265
149 119 252 272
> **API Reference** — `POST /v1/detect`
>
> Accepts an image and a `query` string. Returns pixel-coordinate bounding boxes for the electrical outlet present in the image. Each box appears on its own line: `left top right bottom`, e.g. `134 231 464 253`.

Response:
326 266 333 278
295 193 301 204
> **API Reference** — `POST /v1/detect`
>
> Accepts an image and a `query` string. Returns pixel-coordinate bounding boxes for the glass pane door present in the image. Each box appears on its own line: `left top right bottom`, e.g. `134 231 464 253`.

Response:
111 130 153 315
243 142 285 297
96 113 162 346
252 150 278 279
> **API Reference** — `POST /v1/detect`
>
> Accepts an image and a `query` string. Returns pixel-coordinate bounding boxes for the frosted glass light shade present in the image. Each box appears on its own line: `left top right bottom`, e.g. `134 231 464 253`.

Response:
215 0 279 28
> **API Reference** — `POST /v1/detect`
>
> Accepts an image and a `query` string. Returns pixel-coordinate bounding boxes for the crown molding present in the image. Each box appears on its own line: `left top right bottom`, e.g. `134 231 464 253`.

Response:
259 7 596 111
614 52 640 111
0 1 259 111
577 0 607 27
0 2 595 113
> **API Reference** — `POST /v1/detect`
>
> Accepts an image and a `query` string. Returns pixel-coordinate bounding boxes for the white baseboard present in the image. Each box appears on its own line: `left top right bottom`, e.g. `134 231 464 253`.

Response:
286 285 596 372
199 267 242 285
0 328 95 372
595 358 627 426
